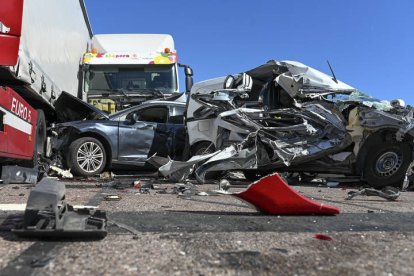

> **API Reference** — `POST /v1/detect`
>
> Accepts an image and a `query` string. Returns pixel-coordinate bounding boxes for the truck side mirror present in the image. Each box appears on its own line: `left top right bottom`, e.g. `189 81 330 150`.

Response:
184 66 193 77
178 63 194 92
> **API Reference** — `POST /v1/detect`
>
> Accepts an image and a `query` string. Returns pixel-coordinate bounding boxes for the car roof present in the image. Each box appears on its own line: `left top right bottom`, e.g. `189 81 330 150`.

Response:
143 100 186 106
108 100 186 119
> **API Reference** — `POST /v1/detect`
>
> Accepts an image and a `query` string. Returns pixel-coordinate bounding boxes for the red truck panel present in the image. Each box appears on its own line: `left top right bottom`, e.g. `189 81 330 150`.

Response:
0 0 24 36
0 86 37 160
0 34 20 66
0 0 24 66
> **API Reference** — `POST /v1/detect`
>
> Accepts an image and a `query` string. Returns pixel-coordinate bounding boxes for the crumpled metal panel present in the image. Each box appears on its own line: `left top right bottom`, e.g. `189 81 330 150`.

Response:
148 151 219 182
177 61 414 184
358 106 414 140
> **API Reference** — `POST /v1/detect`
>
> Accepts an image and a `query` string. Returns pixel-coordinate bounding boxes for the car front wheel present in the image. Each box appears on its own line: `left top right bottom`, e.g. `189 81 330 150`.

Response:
67 137 107 177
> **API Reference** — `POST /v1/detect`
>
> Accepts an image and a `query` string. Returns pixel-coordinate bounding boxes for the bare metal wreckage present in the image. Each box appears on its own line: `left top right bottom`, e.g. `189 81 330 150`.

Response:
180 60 414 188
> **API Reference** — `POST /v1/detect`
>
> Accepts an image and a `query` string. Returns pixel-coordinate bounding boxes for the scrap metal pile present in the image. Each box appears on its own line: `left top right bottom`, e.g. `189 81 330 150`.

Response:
157 60 414 188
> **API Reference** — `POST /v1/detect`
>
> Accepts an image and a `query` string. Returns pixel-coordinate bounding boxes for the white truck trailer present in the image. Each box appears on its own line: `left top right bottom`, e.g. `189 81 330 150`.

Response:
0 0 92 182
81 34 193 113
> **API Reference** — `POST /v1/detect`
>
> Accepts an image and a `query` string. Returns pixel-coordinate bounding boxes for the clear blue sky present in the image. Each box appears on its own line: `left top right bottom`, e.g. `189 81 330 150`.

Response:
85 0 414 104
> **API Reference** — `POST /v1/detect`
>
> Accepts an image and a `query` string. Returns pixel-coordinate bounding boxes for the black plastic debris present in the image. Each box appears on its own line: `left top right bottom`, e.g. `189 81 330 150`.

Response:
1 165 39 184
346 186 400 201
12 178 107 239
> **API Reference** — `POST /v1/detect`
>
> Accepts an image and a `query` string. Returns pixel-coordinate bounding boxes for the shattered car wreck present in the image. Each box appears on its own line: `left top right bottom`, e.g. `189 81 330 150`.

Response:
51 92 186 176
185 60 414 188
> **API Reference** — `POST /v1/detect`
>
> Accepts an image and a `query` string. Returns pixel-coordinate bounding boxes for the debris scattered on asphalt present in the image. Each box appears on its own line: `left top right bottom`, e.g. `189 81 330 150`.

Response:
108 220 140 239
1 165 39 184
232 173 340 215
133 180 141 189
100 171 115 180
12 178 107 239
31 257 53 268
49 165 73 179
314 234 333 241
97 180 132 190
0 214 25 231
72 205 99 210
346 186 400 201
104 194 122 201
219 179 231 191
327 182 340 188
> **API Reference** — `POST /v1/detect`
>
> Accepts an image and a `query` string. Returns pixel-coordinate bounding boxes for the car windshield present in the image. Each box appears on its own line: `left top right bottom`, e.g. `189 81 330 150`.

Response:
324 91 393 111
85 64 177 95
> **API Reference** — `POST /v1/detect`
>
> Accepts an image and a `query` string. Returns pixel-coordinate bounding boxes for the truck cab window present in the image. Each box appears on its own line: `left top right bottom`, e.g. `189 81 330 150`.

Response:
86 64 177 95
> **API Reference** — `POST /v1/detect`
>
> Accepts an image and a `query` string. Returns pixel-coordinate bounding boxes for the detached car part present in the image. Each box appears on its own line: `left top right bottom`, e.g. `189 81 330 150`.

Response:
233 173 340 215
346 186 400 201
13 178 107 239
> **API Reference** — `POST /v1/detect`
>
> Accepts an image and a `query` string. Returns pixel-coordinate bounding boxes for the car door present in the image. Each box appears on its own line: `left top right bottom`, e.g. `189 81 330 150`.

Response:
117 105 169 164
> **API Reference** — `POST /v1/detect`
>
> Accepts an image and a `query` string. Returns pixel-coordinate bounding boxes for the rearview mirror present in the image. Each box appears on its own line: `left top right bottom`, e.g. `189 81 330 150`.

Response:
127 113 139 124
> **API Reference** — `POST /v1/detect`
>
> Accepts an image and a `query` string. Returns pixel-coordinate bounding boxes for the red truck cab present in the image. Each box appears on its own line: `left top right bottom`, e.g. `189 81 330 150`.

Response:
0 86 38 161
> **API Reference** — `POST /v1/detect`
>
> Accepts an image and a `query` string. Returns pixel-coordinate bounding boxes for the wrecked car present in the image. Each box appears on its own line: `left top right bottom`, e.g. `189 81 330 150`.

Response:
185 60 414 188
51 92 186 176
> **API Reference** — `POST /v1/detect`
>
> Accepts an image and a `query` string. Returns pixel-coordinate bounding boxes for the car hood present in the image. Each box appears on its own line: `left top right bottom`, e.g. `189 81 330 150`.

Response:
54 91 109 123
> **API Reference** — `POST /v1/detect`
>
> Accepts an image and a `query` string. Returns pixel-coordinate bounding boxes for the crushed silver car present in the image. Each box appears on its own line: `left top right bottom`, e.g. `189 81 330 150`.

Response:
185 60 414 188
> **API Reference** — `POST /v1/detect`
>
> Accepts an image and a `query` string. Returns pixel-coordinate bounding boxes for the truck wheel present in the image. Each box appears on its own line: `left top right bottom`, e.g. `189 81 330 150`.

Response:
67 137 107 177
363 141 412 188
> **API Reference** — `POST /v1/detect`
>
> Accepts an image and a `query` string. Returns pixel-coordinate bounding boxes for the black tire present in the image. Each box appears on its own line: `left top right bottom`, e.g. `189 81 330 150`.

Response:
67 137 107 177
363 141 412 188
191 142 222 180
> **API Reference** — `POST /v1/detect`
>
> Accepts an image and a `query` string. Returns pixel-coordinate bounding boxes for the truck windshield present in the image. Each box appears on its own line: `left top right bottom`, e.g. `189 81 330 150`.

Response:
86 64 177 95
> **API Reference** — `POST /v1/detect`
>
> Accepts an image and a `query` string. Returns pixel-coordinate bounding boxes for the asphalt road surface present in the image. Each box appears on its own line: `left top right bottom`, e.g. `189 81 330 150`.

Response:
0 175 413 275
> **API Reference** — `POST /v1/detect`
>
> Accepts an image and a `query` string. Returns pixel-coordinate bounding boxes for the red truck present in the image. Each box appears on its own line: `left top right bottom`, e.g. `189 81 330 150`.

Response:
0 0 92 182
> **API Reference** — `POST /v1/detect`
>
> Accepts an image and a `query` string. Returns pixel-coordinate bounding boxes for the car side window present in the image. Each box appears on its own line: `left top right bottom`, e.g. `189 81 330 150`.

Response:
169 106 185 124
134 106 169 124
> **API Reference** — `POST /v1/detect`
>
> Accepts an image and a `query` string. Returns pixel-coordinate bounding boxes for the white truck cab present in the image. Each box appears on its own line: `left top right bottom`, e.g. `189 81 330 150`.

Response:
82 34 191 113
